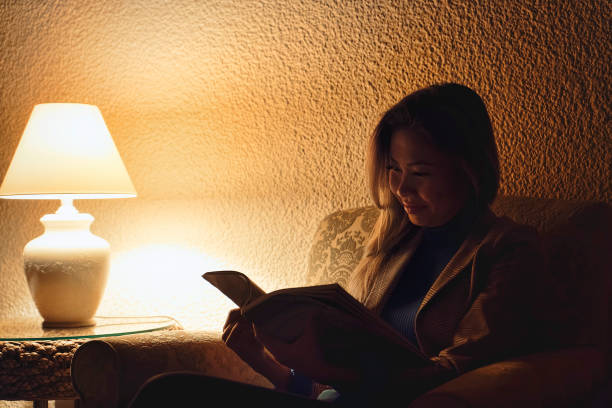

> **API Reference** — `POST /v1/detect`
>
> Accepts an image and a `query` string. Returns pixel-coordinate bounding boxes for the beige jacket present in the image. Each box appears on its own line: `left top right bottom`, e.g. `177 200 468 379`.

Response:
349 208 547 392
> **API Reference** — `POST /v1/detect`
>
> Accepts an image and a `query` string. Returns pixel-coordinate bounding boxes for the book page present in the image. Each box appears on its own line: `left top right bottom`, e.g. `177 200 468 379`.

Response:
203 270 266 308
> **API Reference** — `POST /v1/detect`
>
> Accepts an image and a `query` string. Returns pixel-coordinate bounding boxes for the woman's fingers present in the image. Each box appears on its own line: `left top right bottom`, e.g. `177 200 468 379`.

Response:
221 318 240 344
223 308 241 331
221 309 238 343
223 314 262 356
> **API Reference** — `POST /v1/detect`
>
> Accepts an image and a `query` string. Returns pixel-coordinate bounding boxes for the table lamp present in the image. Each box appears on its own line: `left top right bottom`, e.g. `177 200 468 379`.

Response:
0 103 136 328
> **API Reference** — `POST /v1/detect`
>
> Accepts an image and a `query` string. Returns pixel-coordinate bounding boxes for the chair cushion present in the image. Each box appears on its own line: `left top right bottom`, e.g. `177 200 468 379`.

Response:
408 347 606 408
492 197 612 367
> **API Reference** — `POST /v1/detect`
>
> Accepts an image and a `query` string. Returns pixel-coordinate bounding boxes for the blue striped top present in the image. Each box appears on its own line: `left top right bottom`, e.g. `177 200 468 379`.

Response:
380 204 478 346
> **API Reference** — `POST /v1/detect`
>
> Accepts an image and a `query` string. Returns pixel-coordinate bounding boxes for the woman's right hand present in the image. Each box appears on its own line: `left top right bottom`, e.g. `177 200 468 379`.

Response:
222 308 292 390
222 308 267 367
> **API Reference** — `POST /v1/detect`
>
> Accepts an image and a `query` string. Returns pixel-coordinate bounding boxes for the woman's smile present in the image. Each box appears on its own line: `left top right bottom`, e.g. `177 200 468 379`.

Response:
402 203 427 213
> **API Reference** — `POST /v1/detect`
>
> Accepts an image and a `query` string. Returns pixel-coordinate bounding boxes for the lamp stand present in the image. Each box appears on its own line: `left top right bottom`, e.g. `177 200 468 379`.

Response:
23 198 110 328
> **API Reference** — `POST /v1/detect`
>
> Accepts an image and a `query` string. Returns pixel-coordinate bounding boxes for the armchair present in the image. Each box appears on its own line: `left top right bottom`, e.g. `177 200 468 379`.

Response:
71 196 612 407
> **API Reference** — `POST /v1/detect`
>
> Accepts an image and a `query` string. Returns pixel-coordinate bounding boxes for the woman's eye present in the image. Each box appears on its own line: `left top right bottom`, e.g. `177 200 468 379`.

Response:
386 165 400 172
412 172 430 177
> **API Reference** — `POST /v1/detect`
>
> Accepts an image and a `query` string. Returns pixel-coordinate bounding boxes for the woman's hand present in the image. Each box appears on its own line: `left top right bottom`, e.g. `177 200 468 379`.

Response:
254 311 361 388
222 308 292 390
222 308 266 367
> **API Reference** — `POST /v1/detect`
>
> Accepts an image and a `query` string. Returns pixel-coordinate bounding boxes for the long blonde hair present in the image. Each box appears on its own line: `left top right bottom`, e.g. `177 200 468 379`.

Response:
350 83 500 302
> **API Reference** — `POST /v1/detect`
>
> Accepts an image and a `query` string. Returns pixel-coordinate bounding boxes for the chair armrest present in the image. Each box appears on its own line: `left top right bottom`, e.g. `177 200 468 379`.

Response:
71 330 272 408
408 347 607 408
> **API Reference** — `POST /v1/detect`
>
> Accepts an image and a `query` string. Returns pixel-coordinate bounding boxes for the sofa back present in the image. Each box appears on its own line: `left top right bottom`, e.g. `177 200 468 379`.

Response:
306 195 612 370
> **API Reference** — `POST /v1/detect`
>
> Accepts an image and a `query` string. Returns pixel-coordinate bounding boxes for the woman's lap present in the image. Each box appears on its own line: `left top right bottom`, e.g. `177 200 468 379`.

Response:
129 371 334 408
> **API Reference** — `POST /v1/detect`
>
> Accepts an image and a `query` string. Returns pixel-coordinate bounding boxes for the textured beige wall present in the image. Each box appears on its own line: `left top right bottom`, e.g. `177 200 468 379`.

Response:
0 0 610 338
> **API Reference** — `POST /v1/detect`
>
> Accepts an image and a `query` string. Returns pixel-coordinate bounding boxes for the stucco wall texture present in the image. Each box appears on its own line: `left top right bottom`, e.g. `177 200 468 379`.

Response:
0 0 610 341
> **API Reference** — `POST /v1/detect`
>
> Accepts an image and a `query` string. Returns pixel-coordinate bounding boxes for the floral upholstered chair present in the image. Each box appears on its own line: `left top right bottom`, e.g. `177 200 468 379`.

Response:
71 195 612 408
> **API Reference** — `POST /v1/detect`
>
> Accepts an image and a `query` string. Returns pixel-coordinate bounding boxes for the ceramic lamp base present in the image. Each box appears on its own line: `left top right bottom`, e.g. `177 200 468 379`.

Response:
24 199 110 329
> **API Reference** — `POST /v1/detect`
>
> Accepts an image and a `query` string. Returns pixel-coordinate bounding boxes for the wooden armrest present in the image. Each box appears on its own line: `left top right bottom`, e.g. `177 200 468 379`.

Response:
408 347 607 408
71 330 271 408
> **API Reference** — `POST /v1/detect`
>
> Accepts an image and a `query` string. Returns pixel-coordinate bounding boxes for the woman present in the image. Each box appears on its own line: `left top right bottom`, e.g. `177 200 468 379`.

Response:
130 83 546 407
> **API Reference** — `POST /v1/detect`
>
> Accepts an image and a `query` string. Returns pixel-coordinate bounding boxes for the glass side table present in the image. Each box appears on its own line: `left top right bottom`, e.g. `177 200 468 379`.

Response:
0 315 182 408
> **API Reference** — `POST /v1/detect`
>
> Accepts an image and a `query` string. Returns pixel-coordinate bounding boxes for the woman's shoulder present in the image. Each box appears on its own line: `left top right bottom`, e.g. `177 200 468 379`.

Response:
478 209 541 250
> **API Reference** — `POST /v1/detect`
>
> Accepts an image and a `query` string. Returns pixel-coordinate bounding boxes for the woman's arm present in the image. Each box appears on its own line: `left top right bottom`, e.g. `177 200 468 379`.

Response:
225 308 358 398
431 225 548 375
222 309 292 391
254 312 362 389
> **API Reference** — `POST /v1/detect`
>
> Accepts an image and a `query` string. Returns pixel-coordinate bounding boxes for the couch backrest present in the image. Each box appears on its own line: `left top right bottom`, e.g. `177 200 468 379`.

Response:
306 195 612 368
307 205 378 287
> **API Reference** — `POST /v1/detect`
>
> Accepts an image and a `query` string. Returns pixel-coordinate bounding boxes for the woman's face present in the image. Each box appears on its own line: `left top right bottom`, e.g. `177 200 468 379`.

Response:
387 128 468 227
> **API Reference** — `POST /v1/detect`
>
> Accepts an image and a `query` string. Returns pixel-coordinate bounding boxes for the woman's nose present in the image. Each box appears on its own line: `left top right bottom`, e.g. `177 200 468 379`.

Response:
396 175 415 197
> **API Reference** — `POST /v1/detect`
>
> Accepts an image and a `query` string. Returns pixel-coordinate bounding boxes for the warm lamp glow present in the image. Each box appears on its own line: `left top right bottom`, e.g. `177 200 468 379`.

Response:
0 103 136 199
107 244 234 330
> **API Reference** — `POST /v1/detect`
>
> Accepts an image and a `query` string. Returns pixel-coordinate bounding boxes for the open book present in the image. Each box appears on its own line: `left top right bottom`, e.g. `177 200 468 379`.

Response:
203 270 430 371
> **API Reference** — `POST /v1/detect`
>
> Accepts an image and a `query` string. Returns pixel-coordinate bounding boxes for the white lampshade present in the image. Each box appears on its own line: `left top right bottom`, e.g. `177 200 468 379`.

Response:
0 103 136 199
